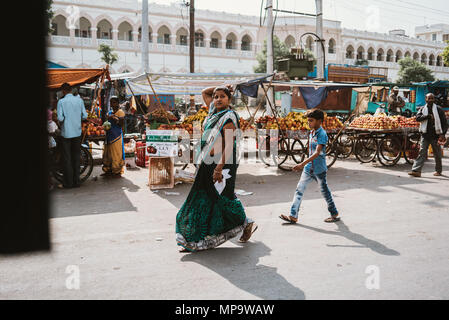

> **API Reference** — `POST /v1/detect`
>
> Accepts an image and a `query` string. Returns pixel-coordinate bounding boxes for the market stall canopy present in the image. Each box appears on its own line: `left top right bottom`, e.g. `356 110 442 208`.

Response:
412 80 449 88
109 71 139 81
125 72 270 96
270 81 368 109
46 67 111 90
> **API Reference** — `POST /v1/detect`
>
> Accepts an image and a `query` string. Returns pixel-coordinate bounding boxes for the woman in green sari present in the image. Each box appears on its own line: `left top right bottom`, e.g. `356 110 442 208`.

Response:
176 85 257 252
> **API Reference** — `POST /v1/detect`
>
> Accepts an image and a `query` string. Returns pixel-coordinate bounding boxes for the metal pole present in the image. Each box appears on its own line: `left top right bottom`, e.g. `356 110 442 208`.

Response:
315 0 324 79
142 0 149 73
189 0 195 109
266 0 274 116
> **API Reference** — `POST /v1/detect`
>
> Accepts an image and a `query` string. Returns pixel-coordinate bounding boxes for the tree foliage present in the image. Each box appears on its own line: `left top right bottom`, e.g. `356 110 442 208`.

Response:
46 0 54 35
98 44 118 66
397 57 435 84
253 36 291 73
442 41 449 67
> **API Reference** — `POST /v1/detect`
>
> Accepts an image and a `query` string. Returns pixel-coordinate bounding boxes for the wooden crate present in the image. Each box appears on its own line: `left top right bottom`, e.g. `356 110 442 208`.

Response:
148 157 174 190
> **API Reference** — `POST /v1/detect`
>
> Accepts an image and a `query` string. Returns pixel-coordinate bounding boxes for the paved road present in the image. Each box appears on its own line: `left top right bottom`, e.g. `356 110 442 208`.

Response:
1 154 449 299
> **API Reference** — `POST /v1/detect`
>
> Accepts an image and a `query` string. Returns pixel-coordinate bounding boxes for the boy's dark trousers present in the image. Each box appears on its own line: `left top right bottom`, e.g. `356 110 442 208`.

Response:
61 136 81 188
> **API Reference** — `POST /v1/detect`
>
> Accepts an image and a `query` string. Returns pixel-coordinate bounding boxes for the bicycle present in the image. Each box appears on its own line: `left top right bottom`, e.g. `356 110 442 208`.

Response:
49 136 94 185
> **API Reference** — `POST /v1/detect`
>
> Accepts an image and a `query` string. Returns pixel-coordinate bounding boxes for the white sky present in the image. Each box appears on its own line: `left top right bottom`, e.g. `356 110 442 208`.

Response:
145 0 449 37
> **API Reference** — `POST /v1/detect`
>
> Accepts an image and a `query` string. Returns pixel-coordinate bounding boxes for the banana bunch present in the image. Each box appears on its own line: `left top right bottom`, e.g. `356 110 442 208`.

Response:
183 108 209 125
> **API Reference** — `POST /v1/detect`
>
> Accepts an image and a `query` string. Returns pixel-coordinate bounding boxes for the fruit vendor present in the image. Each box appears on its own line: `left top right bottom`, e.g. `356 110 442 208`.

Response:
409 93 448 177
101 96 125 177
56 83 88 188
387 86 405 116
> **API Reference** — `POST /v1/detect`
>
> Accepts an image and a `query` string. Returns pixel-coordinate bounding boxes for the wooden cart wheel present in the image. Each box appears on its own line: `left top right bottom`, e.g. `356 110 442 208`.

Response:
291 138 306 164
354 136 378 163
336 134 354 159
377 136 402 166
326 148 338 169
274 137 291 170
404 133 421 165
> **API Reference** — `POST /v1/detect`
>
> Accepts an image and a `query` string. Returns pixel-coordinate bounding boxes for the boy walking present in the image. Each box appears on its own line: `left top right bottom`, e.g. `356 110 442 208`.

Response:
280 109 340 224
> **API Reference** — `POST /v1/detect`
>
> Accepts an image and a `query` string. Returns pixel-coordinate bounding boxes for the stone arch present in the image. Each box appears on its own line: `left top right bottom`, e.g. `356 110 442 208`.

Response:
117 65 134 73
156 25 173 44
51 14 70 36
421 53 428 64
377 47 385 61
195 28 206 47
366 47 375 61
413 52 420 61
75 63 92 68
328 38 336 54
96 17 113 39
137 24 154 42
386 49 394 62
176 27 189 45
117 21 134 41
207 28 225 41
395 49 403 62
114 16 136 31
305 36 314 50
77 12 95 28
345 44 355 59
154 21 174 37
93 14 115 28
285 35 296 48
436 55 443 66
241 34 252 51
356 45 365 60
428 53 436 66
404 50 411 58
225 32 238 49
209 30 223 48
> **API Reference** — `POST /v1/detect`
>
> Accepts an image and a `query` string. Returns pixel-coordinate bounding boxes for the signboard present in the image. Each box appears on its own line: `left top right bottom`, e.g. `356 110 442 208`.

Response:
146 129 178 157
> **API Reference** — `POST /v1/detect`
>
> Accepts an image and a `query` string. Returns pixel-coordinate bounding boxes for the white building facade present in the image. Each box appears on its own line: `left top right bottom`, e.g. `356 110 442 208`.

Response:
48 0 449 81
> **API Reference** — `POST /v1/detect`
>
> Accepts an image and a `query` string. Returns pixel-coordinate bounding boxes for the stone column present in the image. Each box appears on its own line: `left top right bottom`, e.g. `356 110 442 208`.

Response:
152 32 158 44
111 29 119 47
220 39 227 54
69 26 76 46
236 40 242 51
132 31 139 51
170 34 176 49
90 27 97 47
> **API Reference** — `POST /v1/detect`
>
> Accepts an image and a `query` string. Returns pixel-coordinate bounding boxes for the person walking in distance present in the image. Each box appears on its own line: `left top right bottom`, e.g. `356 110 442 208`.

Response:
57 83 88 188
409 93 448 177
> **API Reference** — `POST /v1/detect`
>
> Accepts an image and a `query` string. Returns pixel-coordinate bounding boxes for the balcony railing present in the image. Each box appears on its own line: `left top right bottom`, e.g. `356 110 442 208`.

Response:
49 36 259 59
118 40 134 49
97 38 113 46
51 35 71 45
75 37 92 46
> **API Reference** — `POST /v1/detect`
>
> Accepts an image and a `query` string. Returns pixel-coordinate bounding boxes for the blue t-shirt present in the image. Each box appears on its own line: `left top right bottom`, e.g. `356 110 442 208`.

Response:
304 126 328 175
57 94 88 138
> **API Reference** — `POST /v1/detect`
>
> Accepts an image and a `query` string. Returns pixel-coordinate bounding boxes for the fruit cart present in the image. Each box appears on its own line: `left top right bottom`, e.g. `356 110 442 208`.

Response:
347 114 421 166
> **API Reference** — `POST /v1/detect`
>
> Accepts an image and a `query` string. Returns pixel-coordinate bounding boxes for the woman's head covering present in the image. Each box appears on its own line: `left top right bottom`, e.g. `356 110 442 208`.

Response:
47 109 53 121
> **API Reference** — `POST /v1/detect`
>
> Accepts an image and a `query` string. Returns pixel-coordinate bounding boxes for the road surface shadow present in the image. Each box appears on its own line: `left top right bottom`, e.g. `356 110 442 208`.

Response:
284 220 400 256
50 167 140 218
156 164 438 210
181 241 305 300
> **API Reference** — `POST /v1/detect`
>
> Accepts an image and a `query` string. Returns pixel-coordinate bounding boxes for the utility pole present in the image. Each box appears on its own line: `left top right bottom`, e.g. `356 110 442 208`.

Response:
189 0 195 110
266 0 274 116
142 0 149 73
315 0 324 79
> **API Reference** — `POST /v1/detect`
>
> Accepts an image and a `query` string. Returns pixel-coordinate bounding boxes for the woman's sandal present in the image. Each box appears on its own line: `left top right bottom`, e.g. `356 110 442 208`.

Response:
279 214 298 224
324 216 341 223
239 222 258 243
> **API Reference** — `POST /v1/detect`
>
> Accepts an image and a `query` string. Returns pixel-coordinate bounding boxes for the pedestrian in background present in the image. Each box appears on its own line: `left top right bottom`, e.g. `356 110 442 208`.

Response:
57 82 88 188
409 93 448 177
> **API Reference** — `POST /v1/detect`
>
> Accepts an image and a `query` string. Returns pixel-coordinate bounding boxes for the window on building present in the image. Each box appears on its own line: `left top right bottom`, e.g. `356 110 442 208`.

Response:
101 32 109 39
211 38 219 48
432 33 437 41
226 39 233 49
52 23 58 35
163 33 170 44
180 35 187 46
195 32 204 47
443 34 449 41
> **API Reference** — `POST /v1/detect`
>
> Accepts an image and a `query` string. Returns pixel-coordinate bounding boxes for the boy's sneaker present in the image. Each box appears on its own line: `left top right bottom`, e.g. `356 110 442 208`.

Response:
408 171 421 177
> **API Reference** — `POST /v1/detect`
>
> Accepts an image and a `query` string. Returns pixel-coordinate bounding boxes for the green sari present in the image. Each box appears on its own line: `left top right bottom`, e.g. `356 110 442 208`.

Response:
176 107 250 252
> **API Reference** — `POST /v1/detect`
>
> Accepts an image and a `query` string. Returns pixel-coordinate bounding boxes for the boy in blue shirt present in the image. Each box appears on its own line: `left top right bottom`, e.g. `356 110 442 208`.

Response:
280 109 340 224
